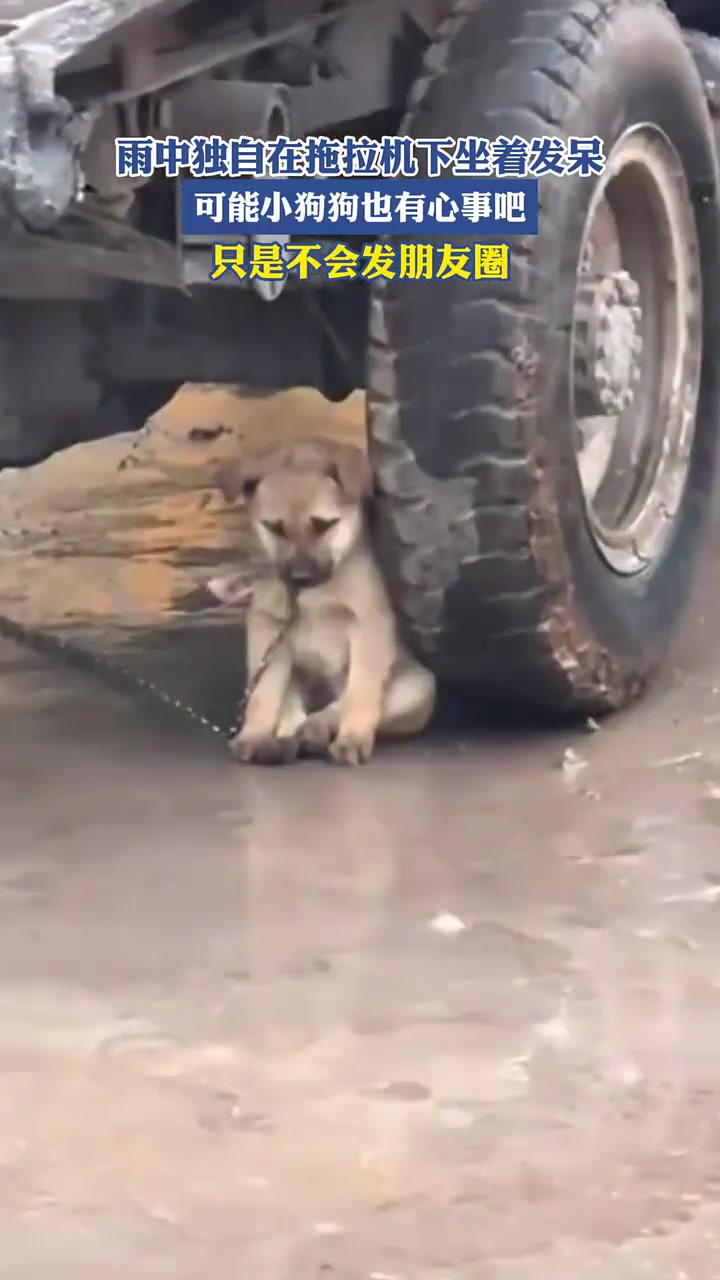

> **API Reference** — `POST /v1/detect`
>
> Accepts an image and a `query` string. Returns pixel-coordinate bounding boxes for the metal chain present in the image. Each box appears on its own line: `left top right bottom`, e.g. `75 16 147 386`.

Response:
226 610 295 739
0 598 296 741
0 609 229 734
0 296 348 739
0 515 295 742
0 421 239 737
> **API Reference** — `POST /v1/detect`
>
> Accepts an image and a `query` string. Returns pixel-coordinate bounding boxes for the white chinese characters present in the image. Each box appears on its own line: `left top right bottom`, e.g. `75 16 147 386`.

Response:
192 187 529 228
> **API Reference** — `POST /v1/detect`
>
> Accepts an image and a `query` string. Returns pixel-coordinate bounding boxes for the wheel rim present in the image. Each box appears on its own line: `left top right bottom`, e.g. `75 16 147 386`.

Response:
570 124 702 576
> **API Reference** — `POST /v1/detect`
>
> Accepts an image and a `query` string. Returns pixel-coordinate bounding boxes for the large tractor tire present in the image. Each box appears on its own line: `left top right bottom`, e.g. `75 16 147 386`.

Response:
367 0 720 715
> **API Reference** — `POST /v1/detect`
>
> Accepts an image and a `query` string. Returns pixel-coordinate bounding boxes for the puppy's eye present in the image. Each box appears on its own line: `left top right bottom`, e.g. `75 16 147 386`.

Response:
310 516 339 536
262 519 288 538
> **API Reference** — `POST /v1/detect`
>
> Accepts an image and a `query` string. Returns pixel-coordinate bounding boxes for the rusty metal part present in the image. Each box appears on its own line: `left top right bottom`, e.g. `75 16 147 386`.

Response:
0 0 343 231
54 3 346 105
0 0 415 268
172 78 294 304
0 37 93 230
168 78 293 144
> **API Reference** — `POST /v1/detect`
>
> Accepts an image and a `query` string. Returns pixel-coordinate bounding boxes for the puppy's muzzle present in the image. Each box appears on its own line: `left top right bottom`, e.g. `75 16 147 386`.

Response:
280 555 331 592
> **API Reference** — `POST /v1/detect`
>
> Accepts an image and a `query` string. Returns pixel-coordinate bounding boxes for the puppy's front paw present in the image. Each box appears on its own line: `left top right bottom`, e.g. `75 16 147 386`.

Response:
328 728 376 766
299 705 340 756
229 730 299 766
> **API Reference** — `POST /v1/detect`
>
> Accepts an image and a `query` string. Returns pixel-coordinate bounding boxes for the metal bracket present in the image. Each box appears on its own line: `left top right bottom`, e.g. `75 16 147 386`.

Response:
0 34 94 230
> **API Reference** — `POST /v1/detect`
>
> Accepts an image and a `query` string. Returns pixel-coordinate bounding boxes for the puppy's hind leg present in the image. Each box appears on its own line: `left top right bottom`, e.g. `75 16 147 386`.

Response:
299 668 433 760
378 663 436 739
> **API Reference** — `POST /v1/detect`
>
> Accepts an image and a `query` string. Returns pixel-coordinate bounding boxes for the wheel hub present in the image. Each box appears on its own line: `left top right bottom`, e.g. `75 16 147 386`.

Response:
569 124 702 576
574 269 643 417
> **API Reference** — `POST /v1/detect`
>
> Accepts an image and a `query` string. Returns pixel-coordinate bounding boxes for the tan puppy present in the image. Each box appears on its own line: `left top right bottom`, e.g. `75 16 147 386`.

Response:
214 437 436 766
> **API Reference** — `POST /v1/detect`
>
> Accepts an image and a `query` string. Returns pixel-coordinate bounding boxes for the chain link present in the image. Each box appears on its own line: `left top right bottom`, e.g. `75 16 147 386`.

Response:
0 520 294 743
0 418 235 736
0 608 233 735
0 369 313 742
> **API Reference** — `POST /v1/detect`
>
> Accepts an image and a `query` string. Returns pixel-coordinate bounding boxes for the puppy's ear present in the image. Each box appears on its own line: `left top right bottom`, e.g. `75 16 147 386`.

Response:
215 460 263 504
325 444 374 503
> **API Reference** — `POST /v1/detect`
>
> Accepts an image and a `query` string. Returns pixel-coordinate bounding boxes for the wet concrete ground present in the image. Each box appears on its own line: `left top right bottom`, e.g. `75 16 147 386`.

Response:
2 389 720 1277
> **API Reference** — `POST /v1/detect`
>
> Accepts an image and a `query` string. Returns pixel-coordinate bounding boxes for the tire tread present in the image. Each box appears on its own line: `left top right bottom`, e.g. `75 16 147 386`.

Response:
368 0 688 712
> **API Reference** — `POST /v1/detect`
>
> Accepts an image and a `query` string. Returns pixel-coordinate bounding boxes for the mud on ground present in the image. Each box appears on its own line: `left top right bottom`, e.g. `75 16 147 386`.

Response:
3 387 720 1278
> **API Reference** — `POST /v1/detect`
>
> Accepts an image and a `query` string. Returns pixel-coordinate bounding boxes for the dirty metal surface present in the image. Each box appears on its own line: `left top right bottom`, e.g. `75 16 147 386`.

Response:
2 387 720 1278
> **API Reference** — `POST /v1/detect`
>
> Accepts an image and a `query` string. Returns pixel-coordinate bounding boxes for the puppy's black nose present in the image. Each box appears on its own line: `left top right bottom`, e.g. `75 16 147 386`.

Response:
282 558 326 590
